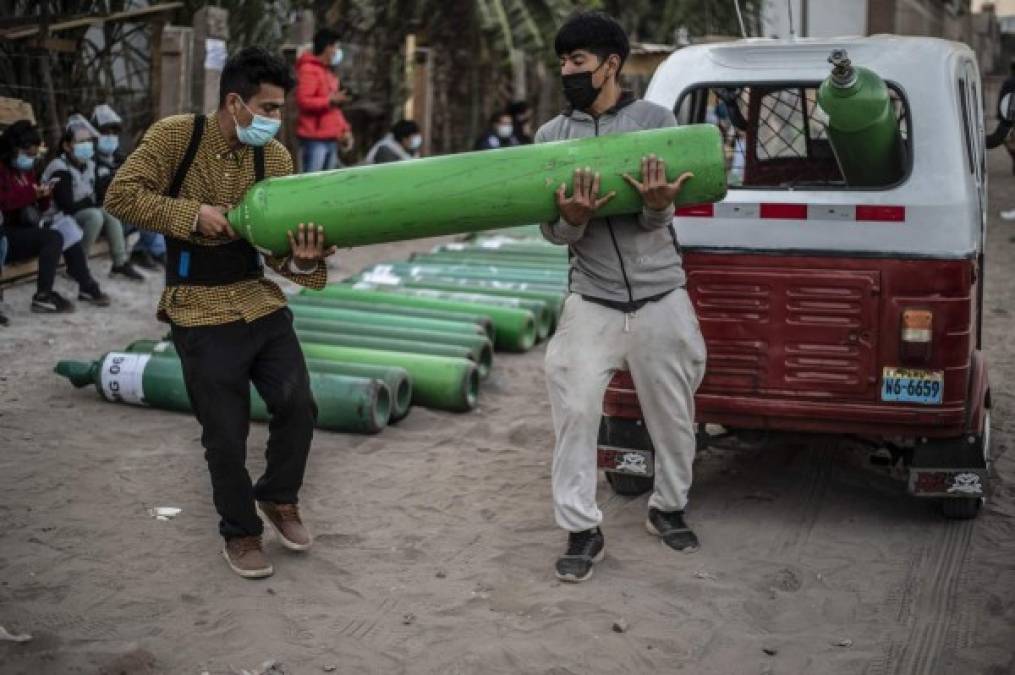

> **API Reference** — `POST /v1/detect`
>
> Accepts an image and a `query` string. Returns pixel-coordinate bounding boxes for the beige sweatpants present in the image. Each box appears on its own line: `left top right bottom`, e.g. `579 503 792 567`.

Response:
545 289 707 532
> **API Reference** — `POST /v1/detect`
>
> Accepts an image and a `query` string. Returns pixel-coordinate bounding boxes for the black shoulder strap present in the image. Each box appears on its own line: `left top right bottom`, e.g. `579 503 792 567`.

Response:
166 114 205 198
253 146 265 183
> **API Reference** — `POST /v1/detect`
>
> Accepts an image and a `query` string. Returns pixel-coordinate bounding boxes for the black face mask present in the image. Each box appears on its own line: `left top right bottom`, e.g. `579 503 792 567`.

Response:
561 61 607 111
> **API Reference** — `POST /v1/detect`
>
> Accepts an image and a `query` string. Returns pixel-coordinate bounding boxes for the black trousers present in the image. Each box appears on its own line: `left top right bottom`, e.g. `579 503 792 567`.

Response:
171 308 317 540
5 227 96 294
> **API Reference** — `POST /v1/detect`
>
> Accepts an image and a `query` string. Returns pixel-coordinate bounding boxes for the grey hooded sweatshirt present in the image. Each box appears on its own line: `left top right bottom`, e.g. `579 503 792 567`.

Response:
536 93 685 310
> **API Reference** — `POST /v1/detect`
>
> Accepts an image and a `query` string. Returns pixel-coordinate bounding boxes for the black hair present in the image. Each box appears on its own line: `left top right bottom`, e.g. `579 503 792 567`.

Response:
0 120 42 165
391 119 420 141
313 28 341 56
507 100 530 117
218 46 295 106
489 110 512 125
554 10 630 71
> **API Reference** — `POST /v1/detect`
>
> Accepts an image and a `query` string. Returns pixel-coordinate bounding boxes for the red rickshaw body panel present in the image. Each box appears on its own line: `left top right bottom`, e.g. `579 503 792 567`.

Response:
604 251 977 438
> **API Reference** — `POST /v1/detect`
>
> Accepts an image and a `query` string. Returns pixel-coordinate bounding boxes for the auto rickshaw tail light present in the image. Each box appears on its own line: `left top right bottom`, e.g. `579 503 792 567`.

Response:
900 310 933 363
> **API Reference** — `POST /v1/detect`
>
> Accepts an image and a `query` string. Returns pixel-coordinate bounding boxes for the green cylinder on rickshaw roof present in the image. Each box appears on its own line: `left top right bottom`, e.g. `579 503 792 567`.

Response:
287 302 488 339
227 125 727 256
54 351 391 434
817 49 904 187
289 294 494 340
299 342 480 412
293 317 494 361
344 281 554 339
295 328 493 379
305 285 537 353
120 340 413 422
377 262 568 286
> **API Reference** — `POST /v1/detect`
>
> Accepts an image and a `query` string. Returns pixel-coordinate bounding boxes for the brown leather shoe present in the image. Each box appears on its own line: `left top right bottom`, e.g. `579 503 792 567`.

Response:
257 501 312 551
222 536 273 579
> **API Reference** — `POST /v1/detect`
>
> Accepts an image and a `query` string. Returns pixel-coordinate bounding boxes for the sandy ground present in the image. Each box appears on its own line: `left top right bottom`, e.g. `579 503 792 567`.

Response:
2 153 1015 675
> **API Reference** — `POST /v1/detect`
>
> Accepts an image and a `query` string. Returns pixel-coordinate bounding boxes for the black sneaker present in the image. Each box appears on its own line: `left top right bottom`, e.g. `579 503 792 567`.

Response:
110 261 145 281
555 528 605 583
31 290 74 313
78 286 111 307
646 508 700 553
130 250 159 271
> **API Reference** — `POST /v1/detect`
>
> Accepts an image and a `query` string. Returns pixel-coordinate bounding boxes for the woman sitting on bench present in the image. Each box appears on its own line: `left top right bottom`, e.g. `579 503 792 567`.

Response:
0 120 109 313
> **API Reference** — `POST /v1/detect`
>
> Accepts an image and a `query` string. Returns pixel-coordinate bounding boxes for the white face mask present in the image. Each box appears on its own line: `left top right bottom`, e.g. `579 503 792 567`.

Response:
496 123 514 139
408 134 423 151
331 48 344 67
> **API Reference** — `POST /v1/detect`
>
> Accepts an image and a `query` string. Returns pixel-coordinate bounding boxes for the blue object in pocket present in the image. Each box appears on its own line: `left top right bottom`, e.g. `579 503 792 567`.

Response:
178 250 191 279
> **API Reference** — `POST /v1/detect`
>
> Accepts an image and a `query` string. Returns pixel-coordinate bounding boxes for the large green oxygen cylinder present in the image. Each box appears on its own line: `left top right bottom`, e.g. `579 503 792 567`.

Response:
228 125 727 255
355 266 565 323
288 302 488 338
345 282 554 340
413 252 566 270
299 343 480 413
288 294 495 340
376 262 567 286
54 351 391 434
295 328 493 379
304 286 537 353
292 317 494 362
122 340 413 422
817 49 904 187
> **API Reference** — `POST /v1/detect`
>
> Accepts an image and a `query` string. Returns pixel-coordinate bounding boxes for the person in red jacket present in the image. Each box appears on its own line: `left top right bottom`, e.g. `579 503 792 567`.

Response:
295 28 352 172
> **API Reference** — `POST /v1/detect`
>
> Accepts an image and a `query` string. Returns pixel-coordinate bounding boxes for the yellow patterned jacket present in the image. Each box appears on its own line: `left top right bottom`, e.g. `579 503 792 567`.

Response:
104 112 328 326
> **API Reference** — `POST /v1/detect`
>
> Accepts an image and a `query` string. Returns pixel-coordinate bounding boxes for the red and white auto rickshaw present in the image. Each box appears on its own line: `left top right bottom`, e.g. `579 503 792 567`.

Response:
597 36 992 519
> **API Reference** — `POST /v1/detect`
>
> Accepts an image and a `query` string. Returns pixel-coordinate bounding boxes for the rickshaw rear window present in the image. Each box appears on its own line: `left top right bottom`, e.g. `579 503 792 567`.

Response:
674 84 910 190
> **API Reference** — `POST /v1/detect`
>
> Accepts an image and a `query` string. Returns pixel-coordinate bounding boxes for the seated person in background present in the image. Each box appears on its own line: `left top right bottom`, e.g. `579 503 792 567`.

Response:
364 120 421 164
0 120 109 312
508 100 534 145
92 104 166 270
43 114 142 281
474 111 518 150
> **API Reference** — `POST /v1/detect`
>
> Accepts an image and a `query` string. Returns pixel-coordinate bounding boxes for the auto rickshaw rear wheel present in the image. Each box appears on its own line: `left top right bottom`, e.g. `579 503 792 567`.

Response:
939 408 991 520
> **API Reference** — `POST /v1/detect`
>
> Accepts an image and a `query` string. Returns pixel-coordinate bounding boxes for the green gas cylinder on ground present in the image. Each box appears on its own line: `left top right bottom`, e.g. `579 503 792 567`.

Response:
288 294 495 340
288 302 488 339
228 125 727 255
121 340 413 422
299 342 480 413
55 351 391 434
305 286 537 353
817 49 904 187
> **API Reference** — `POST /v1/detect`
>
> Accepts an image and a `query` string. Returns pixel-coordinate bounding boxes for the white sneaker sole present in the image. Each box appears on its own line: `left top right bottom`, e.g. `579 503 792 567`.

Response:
258 505 313 552
221 548 274 579
555 545 606 583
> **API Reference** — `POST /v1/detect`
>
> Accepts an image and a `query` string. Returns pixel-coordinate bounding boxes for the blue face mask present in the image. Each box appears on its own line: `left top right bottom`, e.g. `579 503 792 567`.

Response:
73 141 94 162
97 134 119 155
233 99 281 147
331 48 344 67
14 152 35 171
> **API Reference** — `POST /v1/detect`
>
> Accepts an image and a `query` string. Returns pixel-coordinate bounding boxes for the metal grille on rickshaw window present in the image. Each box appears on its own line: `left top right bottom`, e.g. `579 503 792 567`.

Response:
675 85 910 189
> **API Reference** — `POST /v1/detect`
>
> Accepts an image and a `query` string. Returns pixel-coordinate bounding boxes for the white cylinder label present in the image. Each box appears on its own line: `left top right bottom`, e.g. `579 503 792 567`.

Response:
99 352 151 406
